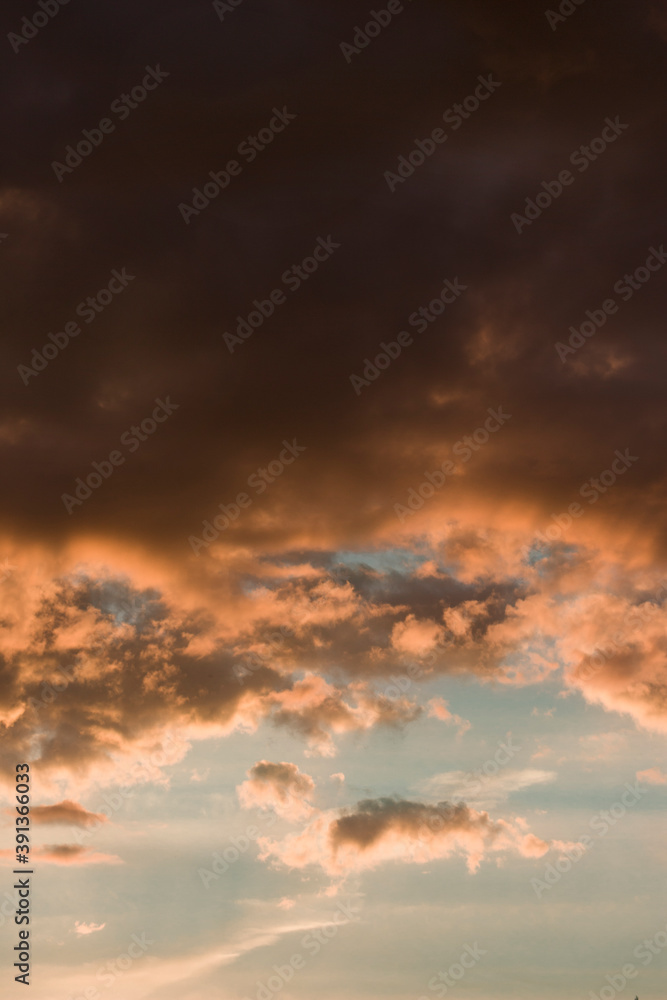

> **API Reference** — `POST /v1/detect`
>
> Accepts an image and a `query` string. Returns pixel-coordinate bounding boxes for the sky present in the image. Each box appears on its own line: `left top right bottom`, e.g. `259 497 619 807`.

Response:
1 0 667 998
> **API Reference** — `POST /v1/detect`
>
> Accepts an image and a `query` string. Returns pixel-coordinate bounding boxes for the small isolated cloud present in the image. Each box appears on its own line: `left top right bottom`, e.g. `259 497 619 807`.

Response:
31 800 106 828
426 698 471 735
416 769 556 807
37 845 123 866
636 767 667 785
330 773 345 783
258 797 550 876
74 921 106 935
237 761 316 821
277 898 296 910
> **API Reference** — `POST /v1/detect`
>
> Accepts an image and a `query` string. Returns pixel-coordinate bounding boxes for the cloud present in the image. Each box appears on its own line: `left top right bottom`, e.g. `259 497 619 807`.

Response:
0 549 665 802
417 769 557 806
0 550 665 798
258 796 550 876
0 0 663 796
74 921 106 935
265 673 421 757
426 698 471 735
37 845 123 865
391 616 444 657
31 800 106 828
0 569 427 785
237 761 316 822
636 767 667 786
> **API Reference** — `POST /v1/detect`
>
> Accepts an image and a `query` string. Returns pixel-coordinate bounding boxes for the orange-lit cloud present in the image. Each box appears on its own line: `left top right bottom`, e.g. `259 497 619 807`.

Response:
636 767 667 785
1 534 666 793
237 761 316 822
426 697 471 734
31 800 107 827
36 845 123 865
258 797 550 876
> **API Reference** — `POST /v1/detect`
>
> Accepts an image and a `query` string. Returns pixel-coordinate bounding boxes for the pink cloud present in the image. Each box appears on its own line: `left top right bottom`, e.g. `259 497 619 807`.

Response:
74 921 106 935
636 767 667 785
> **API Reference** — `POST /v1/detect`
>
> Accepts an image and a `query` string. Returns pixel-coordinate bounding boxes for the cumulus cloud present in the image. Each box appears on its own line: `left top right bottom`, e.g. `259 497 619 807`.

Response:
237 761 316 822
265 674 421 757
1 546 666 795
391 616 444 657
258 796 550 876
0 569 429 786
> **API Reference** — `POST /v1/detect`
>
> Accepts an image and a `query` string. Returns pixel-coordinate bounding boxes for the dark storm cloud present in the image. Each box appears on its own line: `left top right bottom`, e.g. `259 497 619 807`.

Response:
0 0 664 553
0 1 666 756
